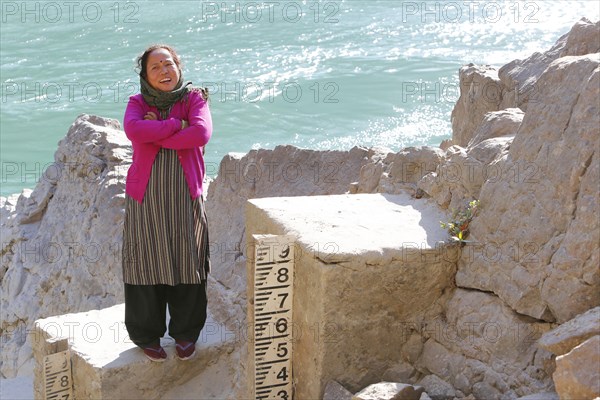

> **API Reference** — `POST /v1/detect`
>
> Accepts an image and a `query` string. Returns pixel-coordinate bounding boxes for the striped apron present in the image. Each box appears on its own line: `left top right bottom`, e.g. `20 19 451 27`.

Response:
122 148 210 285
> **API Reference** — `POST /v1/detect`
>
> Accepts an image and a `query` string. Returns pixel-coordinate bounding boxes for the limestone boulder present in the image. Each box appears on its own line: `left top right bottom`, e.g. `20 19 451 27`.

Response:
376 147 445 194
414 338 514 400
323 380 353 400
381 360 418 385
417 375 455 400
440 290 552 371
418 108 520 210
456 54 600 323
409 289 556 398
356 148 389 194
451 64 502 147
498 33 565 112
0 114 130 378
560 18 600 57
467 108 523 149
418 139 511 211
355 146 446 196
498 18 600 111
451 19 598 148
0 193 20 280
538 306 600 356
553 335 600 399
415 339 465 386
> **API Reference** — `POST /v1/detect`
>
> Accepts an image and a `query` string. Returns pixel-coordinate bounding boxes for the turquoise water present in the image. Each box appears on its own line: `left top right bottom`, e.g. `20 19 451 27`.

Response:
1 0 598 195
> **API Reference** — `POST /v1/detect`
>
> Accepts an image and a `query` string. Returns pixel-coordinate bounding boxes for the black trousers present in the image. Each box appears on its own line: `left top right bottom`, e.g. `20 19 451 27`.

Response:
124 281 208 348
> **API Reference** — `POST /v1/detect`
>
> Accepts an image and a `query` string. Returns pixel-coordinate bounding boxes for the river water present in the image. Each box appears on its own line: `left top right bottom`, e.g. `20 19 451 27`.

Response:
1 0 597 195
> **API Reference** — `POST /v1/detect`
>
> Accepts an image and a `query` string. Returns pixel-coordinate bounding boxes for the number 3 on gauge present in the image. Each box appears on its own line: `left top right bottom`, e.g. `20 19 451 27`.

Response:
277 389 289 400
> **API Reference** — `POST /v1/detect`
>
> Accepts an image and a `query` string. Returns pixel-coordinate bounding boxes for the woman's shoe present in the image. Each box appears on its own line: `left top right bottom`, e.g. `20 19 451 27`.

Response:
142 345 167 362
175 340 196 360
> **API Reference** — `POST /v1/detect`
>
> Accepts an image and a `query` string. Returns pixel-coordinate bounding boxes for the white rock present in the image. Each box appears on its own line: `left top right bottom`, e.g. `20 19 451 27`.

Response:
377 147 445 194
1 114 130 378
417 109 520 210
352 382 424 400
355 146 446 200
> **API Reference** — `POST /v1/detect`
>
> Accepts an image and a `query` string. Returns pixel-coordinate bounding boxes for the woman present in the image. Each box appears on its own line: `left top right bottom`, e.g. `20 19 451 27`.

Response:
122 44 212 362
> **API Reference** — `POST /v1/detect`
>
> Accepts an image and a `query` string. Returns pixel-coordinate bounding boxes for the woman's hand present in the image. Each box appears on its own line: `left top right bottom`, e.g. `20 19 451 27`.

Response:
144 111 158 120
154 92 211 150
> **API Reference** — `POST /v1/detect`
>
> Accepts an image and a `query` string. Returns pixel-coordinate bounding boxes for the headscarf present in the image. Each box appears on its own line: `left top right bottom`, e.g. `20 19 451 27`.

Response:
139 74 192 118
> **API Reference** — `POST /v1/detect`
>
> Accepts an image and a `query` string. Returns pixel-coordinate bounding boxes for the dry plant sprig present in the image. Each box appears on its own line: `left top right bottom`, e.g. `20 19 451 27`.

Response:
440 199 480 242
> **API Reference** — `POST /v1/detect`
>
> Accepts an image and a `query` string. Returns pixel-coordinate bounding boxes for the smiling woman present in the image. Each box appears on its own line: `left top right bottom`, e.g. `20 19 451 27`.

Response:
121 44 212 363
143 46 181 92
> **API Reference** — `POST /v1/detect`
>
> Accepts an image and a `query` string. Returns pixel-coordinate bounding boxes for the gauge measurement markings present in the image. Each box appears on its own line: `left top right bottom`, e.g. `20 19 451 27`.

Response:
255 359 291 383
253 235 294 400
43 350 73 400
255 310 288 318
254 336 291 360
255 262 293 288
255 287 291 314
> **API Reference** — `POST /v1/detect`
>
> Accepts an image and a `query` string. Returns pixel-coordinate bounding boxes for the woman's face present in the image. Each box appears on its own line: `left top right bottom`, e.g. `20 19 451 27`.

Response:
145 48 180 92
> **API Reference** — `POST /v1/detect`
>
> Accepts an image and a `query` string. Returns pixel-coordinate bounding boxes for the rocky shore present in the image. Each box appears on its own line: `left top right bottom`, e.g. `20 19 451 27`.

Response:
1 17 599 400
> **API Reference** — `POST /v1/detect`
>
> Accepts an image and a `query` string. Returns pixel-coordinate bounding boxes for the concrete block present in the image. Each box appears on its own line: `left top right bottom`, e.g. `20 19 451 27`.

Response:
246 193 457 399
32 303 235 399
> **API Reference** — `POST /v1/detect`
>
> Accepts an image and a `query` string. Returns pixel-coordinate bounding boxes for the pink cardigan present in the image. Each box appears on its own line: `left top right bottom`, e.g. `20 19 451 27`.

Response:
123 91 212 203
